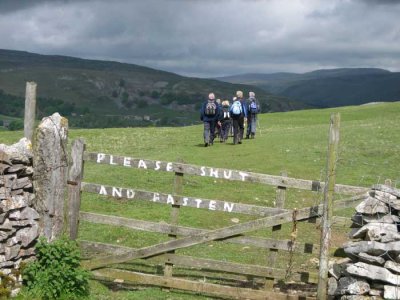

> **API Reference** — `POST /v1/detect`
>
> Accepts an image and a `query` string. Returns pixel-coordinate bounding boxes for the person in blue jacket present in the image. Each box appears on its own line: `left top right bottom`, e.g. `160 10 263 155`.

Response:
200 93 220 147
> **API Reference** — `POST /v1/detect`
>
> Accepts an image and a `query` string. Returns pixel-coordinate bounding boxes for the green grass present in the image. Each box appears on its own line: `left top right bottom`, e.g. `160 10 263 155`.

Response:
3 102 400 299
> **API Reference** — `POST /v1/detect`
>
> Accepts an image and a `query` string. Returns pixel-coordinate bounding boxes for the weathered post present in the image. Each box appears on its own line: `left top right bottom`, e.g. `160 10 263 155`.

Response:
164 161 184 278
24 81 37 141
317 113 340 300
33 113 69 241
67 138 86 240
265 171 287 289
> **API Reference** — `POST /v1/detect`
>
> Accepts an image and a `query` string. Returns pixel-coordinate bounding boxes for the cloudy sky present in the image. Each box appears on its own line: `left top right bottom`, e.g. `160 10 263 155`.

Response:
0 0 399 77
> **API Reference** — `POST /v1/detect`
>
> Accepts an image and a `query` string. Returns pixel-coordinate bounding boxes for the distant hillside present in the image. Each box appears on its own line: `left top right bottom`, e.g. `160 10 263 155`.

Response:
216 68 400 108
0 49 305 128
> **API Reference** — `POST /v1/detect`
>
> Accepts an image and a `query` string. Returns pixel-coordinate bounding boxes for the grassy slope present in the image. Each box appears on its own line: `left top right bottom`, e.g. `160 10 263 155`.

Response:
3 102 400 299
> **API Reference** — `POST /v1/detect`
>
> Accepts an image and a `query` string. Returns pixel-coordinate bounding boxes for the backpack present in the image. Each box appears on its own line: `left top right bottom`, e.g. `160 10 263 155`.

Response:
205 101 217 116
249 101 259 114
230 101 242 116
222 106 230 120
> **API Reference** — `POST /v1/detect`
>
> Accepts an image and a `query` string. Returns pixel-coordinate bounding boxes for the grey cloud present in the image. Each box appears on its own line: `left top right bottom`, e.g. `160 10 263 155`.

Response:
0 0 399 77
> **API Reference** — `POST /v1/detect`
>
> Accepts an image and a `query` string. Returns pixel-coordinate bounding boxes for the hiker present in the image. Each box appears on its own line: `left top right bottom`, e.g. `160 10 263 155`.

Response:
230 91 247 144
200 92 220 147
246 91 261 139
220 100 231 143
215 99 222 140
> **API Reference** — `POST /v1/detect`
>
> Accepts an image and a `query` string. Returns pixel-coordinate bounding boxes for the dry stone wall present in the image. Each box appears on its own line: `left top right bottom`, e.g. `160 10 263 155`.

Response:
328 185 400 299
0 138 39 296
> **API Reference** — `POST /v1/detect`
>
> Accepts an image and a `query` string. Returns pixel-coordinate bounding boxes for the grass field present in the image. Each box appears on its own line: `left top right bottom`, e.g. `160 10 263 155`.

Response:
2 102 400 299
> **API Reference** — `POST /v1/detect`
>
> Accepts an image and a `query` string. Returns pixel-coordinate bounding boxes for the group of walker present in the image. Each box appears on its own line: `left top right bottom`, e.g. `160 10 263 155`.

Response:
200 90 261 147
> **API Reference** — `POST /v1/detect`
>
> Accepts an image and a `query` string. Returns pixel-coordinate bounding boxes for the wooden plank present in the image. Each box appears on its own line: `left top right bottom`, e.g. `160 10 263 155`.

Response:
81 182 287 217
84 152 366 194
80 241 317 283
317 113 340 300
79 214 321 253
92 268 316 300
82 204 328 270
163 254 318 284
67 139 85 240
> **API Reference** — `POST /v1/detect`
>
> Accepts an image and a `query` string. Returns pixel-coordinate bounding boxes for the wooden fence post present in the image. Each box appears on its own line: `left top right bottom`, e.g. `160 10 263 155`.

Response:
24 81 37 141
317 113 340 300
265 171 287 289
164 163 184 277
67 138 86 240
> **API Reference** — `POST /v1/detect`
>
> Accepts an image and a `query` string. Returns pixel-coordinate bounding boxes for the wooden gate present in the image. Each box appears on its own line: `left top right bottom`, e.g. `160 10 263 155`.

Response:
67 138 367 299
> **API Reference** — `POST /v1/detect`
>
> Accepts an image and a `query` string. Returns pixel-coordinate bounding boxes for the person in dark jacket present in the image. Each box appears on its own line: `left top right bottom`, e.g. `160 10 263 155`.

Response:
200 93 220 147
220 100 231 143
233 91 247 144
246 91 261 139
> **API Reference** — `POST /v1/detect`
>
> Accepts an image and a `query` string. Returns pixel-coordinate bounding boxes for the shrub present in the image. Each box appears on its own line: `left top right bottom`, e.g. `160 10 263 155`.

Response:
22 237 90 299
8 120 24 131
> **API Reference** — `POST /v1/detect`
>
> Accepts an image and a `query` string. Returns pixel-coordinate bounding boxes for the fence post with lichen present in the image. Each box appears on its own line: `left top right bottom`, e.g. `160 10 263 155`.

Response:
32 113 69 241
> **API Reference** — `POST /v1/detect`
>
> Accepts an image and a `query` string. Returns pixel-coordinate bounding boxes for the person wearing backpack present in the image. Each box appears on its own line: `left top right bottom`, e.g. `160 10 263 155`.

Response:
230 91 247 144
246 91 261 139
220 100 231 143
200 93 220 147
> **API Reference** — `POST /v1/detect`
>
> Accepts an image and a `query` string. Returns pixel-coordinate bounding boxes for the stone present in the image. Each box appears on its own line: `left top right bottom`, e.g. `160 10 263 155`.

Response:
0 138 33 164
12 177 32 190
0 162 9 174
17 247 36 259
1 174 17 189
384 260 400 274
16 224 39 247
21 166 33 175
6 236 19 246
0 151 11 165
0 218 13 231
347 262 400 286
339 295 382 299
335 276 370 295
6 164 26 173
352 213 399 225
372 184 400 198
328 277 338 295
373 190 400 210
5 244 21 260
0 228 16 242
369 289 383 296
0 212 6 223
9 207 40 220
355 196 389 215
33 112 68 241
344 241 400 260
352 223 400 243
329 263 347 280
0 195 27 212
358 252 385 266
384 285 400 299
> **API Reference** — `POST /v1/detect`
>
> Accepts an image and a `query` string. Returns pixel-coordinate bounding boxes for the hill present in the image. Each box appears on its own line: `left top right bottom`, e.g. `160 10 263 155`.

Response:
0 49 306 128
216 68 400 108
